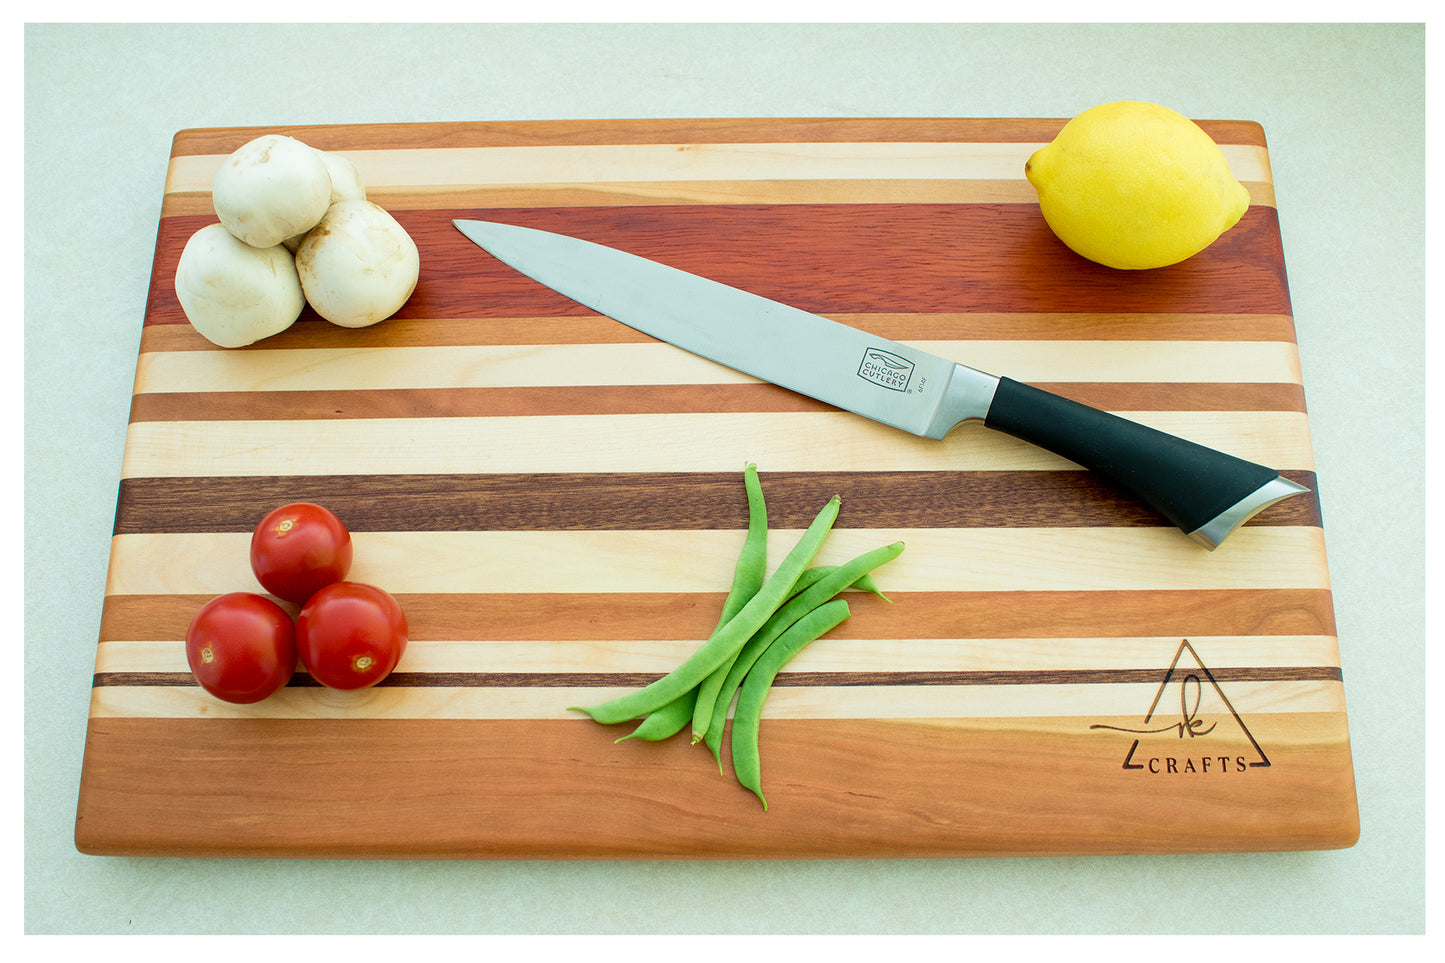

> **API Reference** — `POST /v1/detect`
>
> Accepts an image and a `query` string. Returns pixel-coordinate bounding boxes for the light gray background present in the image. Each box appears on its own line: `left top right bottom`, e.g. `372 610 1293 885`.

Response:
24 22 1427 934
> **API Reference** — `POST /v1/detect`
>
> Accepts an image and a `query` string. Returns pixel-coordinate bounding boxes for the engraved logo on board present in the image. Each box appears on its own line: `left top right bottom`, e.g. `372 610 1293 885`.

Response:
856 347 914 393
1090 640 1270 774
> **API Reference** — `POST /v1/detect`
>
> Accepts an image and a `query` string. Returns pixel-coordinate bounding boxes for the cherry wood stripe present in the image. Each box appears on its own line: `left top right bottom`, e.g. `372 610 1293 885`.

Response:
98 588 1338 643
112 469 1322 535
137 313 1302 352
143 204 1292 322
166 118 1272 155
73 715 1356 860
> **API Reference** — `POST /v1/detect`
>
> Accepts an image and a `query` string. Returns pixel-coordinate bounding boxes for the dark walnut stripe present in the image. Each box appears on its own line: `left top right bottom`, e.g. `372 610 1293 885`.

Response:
112 469 1322 535
99 588 1338 644
168 118 1270 156
126 382 1308 423
144 204 1292 323
93 665 1343 689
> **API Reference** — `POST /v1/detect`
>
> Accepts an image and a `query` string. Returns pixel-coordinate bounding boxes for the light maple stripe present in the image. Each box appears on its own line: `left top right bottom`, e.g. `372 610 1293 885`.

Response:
118 411 1317 479
134 343 757 394
133 340 1304 395
103 527 1330 597
387 180 1043 209
160 179 1279 214
162 142 1274 194
94 634 1342 675
161 141 1277 211
86 678 1343 721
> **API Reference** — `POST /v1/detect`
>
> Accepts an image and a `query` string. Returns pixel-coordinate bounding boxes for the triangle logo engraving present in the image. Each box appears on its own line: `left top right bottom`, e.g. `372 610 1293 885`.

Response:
1090 640 1271 772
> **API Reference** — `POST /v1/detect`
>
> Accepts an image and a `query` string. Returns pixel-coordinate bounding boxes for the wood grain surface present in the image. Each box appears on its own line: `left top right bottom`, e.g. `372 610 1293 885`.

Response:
75 118 1357 858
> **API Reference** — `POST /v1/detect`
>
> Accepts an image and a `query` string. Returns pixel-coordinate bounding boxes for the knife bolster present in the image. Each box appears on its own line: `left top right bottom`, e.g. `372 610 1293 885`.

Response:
924 363 1001 439
982 377 1306 548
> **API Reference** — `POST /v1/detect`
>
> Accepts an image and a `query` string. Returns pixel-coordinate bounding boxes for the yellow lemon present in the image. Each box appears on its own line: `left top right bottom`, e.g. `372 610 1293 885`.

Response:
1024 101 1250 270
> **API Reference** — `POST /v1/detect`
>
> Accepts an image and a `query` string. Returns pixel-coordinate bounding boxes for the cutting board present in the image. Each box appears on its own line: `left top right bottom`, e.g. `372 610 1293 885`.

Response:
74 118 1358 858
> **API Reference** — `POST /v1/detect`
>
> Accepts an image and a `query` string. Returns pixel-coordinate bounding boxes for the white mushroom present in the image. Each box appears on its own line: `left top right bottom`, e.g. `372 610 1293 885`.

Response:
174 223 306 347
295 200 420 329
319 151 366 205
212 134 332 249
283 151 366 251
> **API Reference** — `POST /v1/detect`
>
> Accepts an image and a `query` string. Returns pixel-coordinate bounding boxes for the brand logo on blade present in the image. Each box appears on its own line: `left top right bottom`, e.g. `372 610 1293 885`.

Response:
1089 640 1270 775
857 348 914 392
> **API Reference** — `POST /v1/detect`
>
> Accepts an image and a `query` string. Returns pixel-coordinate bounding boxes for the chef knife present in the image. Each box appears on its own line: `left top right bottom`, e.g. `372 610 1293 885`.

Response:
453 219 1308 549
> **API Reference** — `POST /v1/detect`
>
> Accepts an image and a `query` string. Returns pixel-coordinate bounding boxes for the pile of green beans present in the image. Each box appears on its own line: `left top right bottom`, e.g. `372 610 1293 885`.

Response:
570 463 905 809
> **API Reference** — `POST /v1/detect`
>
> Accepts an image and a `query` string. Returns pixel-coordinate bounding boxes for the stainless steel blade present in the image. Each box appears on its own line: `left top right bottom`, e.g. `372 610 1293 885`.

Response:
453 219 1000 438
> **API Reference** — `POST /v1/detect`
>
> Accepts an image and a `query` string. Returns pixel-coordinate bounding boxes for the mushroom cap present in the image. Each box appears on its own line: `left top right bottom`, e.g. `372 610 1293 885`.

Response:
296 200 420 329
175 223 305 348
284 151 367 251
319 151 366 205
213 135 332 249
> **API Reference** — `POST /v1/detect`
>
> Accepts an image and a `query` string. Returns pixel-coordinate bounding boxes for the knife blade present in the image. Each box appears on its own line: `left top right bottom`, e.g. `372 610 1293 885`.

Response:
453 219 1308 549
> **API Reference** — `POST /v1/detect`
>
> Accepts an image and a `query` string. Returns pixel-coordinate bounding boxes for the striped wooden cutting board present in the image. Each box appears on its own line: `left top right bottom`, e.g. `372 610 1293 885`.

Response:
75 119 1358 858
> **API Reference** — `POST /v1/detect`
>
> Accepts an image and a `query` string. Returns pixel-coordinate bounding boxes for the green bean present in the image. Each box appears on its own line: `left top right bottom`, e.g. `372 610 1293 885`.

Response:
615 688 697 742
570 495 841 725
719 463 769 629
688 462 770 740
691 563 886 748
789 565 888 602
620 464 767 743
700 541 904 763
731 598 853 810
850 573 886 599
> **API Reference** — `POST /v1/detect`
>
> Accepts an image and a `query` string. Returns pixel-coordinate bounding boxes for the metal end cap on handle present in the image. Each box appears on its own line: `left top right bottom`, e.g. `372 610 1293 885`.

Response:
1188 476 1312 550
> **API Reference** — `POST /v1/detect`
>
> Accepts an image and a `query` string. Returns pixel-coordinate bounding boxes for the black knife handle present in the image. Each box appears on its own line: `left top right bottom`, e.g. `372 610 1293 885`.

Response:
982 377 1306 547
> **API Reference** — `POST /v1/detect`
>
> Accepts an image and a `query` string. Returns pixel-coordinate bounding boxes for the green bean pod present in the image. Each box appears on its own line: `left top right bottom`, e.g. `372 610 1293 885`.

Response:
731 597 853 810
684 463 769 739
694 561 890 749
622 463 767 743
615 688 697 742
701 541 905 763
713 462 769 634
570 495 841 725
789 565 888 602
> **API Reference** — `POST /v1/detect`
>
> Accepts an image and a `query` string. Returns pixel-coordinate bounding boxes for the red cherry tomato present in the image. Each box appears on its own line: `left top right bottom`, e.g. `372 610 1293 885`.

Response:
296 582 408 690
185 592 297 704
250 502 353 604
